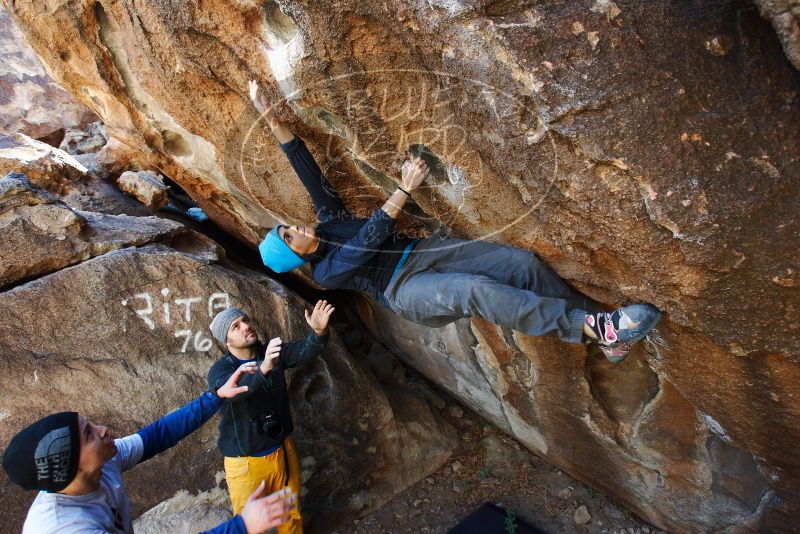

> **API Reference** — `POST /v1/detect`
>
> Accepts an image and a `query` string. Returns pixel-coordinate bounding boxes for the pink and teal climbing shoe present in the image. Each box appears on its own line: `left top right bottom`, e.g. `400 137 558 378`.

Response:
585 304 662 363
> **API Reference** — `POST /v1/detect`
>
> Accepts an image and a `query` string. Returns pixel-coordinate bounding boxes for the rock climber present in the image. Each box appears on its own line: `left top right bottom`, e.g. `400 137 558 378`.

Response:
207 299 334 534
249 81 660 362
3 364 295 534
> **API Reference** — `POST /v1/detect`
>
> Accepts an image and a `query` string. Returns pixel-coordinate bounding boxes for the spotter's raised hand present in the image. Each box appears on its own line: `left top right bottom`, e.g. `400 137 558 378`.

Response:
305 299 335 335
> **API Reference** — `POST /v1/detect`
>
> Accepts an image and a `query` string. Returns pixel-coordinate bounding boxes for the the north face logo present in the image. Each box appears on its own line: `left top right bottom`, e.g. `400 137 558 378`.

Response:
34 427 72 483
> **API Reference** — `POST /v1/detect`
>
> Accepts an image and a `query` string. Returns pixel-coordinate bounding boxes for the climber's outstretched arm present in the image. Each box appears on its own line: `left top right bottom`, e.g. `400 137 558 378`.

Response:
133 364 256 465
249 80 347 222
247 80 428 222
249 80 294 144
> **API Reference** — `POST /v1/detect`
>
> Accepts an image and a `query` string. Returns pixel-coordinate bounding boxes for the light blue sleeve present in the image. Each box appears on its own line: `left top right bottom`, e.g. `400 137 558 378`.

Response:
113 434 144 472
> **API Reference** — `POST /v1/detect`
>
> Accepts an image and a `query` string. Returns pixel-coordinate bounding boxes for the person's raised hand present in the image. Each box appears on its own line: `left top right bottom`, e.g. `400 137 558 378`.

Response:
240 481 295 534
248 80 279 128
305 299 335 335
260 337 282 375
217 362 258 398
248 79 267 115
400 156 429 193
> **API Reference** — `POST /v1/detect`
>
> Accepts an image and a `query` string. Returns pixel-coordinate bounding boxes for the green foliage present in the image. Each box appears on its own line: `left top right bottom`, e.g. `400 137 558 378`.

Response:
504 508 518 534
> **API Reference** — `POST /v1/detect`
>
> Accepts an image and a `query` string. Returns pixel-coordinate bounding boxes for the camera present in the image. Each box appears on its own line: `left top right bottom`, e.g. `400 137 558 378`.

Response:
250 413 283 439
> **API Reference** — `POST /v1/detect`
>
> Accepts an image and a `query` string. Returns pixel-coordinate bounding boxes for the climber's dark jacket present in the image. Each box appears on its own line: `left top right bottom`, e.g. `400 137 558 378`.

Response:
280 136 416 307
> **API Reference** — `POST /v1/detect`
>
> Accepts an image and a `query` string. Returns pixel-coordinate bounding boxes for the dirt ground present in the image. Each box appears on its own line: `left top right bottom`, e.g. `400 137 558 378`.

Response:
332 402 664 534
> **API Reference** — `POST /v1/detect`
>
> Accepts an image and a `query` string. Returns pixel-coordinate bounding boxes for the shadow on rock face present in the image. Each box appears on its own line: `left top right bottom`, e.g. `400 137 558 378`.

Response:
706 435 772 518
585 344 660 424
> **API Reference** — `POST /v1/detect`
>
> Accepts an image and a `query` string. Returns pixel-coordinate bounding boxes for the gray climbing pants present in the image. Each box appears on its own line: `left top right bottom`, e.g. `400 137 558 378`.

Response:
383 237 598 343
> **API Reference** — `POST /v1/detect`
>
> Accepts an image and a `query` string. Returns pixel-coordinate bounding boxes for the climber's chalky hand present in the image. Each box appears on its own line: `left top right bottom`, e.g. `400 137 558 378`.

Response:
248 79 280 129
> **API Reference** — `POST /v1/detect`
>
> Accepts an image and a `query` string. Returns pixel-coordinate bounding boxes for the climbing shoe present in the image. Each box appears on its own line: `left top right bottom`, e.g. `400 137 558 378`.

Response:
585 304 662 363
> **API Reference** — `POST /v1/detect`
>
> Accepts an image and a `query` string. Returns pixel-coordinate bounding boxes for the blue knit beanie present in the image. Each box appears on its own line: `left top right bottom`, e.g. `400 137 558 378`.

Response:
259 227 307 273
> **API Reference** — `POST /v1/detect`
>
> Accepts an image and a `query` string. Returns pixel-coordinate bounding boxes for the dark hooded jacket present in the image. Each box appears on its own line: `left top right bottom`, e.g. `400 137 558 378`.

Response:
280 137 416 306
207 329 328 457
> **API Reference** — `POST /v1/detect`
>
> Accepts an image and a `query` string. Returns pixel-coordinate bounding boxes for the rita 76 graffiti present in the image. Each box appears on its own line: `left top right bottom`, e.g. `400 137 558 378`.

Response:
121 289 232 353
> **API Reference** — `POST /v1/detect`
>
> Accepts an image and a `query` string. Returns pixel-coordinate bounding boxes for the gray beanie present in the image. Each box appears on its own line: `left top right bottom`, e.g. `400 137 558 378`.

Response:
210 308 247 346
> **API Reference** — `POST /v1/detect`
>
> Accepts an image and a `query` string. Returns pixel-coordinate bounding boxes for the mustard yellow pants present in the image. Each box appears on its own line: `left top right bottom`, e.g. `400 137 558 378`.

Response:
224 436 302 534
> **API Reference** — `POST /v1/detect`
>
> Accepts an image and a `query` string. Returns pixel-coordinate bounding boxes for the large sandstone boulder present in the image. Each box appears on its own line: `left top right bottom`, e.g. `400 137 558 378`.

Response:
0 6 96 139
0 133 152 215
116 170 170 210
133 484 233 534
0 133 89 191
3 0 799 531
0 172 191 289
0 241 457 532
361 301 780 532
59 121 108 156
